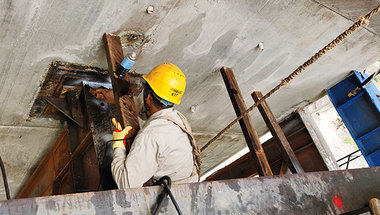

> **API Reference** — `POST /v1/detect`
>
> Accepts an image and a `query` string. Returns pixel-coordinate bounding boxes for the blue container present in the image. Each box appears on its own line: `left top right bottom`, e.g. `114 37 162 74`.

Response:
327 71 380 166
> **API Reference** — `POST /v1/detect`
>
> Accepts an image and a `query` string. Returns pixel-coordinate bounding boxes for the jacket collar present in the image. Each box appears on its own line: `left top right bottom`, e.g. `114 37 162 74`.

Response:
146 107 175 123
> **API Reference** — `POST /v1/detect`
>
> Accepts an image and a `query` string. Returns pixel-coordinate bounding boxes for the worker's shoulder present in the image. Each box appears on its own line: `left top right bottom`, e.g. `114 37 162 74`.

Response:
145 117 179 131
144 110 186 132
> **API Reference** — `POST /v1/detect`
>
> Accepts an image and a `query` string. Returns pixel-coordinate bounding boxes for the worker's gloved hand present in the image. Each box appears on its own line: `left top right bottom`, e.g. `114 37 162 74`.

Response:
112 118 132 150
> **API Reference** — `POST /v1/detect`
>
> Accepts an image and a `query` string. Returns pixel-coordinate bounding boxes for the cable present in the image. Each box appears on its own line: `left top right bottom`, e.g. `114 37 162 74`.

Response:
152 176 182 215
97 138 134 191
0 156 11 200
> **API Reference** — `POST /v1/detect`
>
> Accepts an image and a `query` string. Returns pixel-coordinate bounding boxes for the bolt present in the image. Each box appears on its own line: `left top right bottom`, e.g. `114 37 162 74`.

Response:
146 6 154 14
190 105 197 113
258 42 264 51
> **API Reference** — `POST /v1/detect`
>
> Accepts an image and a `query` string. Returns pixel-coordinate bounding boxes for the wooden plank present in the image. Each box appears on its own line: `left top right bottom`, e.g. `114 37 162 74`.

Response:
220 67 273 176
206 113 328 181
103 33 140 150
252 91 304 173
279 161 288 175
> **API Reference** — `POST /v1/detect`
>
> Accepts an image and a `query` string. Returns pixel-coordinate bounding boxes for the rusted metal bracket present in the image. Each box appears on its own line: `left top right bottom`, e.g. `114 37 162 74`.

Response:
220 67 273 176
103 33 140 151
4 168 380 214
252 91 304 173
44 97 79 124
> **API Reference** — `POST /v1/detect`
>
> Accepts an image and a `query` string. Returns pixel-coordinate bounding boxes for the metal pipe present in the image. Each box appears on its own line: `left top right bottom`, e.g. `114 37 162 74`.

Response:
0 156 10 200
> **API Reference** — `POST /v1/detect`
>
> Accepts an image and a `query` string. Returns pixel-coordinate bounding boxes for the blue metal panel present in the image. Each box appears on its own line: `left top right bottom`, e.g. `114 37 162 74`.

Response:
327 71 380 167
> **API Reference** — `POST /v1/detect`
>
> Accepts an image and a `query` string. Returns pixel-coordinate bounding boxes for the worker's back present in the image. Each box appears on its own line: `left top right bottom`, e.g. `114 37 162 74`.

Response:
112 108 195 188
144 108 194 182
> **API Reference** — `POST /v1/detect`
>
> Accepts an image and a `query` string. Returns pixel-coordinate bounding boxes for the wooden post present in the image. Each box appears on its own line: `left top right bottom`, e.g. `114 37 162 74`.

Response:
103 33 140 150
221 67 273 176
252 91 304 173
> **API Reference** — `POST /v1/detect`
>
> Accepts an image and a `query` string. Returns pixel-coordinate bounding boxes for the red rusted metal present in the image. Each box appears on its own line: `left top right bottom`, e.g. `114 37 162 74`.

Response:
103 33 140 151
29 62 109 120
17 130 70 198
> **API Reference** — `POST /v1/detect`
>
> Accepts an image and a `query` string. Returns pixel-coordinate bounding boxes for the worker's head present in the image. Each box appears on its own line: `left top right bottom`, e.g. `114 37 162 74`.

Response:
141 62 186 116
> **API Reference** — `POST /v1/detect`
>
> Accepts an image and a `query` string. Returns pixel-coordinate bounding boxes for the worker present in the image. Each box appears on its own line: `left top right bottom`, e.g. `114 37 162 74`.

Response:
111 62 202 189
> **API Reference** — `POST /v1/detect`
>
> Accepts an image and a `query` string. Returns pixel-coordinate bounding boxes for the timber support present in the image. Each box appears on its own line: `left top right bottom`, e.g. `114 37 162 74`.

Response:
252 91 304 173
220 67 273 176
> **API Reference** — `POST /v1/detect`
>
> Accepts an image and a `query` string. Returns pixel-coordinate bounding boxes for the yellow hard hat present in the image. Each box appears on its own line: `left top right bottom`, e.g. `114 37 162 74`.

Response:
142 62 186 105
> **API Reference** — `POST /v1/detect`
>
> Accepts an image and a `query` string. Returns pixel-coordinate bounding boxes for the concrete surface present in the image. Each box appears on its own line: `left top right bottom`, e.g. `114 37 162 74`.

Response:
0 126 61 199
0 0 379 199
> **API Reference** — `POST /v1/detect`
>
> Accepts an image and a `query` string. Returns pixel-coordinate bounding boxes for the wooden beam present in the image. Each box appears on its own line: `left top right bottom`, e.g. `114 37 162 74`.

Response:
279 161 288 175
103 33 140 150
206 113 328 181
220 67 273 176
252 91 304 173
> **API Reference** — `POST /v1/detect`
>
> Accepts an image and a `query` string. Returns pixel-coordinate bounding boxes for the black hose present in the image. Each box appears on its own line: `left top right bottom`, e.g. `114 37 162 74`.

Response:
152 176 182 215
0 156 11 200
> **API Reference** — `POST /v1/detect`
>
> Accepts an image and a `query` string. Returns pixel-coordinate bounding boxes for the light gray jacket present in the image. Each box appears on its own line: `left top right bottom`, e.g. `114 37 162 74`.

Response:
111 108 197 189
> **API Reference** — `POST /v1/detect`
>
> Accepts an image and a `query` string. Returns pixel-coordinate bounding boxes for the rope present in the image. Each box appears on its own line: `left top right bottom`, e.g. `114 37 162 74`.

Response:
201 4 380 152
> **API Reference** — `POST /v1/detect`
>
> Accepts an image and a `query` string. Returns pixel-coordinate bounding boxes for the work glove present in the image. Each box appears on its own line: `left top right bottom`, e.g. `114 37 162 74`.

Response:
112 118 133 150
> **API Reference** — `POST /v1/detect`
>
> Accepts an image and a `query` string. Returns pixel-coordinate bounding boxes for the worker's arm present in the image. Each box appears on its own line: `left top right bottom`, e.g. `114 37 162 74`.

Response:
111 129 159 189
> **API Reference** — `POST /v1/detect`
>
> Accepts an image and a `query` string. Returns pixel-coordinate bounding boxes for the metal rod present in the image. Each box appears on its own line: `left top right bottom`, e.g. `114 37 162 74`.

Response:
0 156 11 200
346 154 352 169
337 150 360 162
165 185 183 215
339 156 362 168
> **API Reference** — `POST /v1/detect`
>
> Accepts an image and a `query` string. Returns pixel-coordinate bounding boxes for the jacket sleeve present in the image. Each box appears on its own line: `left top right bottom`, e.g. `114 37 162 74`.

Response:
111 130 159 189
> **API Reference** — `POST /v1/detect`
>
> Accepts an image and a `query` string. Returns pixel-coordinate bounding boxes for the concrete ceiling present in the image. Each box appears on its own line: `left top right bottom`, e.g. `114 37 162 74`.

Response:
0 0 379 200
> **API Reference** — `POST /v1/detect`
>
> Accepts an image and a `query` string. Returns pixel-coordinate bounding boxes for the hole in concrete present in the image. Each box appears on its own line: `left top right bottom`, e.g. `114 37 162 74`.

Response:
119 30 144 50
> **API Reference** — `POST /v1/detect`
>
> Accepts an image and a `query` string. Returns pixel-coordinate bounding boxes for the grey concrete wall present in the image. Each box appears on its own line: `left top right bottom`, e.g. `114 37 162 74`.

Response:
0 0 379 199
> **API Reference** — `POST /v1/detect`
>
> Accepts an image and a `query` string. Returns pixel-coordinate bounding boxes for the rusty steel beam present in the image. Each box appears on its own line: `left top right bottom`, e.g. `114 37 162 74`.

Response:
252 91 304 174
29 62 109 120
103 33 140 151
220 67 272 176
17 130 71 198
3 168 380 214
83 85 119 189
